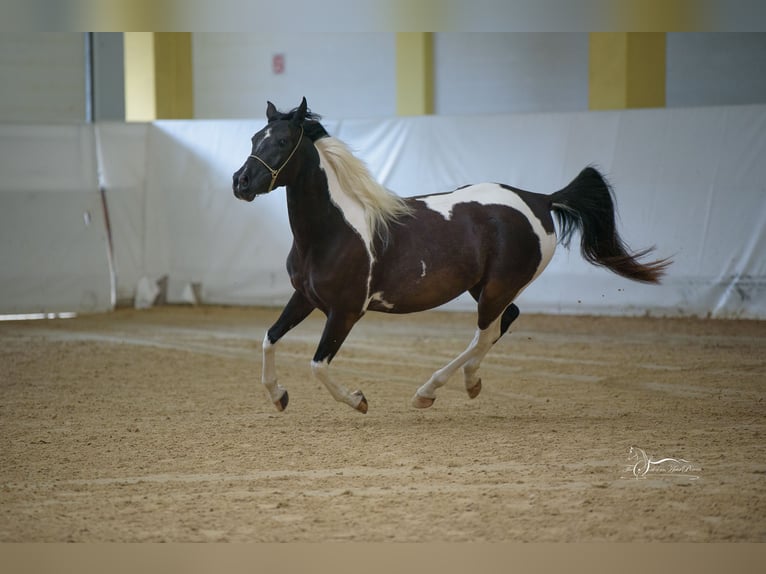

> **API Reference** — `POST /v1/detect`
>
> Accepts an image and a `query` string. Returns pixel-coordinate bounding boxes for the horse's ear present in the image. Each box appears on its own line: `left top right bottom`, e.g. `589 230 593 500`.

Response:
292 97 308 125
266 101 278 122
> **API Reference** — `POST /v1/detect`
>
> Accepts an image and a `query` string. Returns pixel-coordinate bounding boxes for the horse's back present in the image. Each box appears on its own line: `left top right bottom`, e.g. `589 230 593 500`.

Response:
413 182 555 240
367 183 557 313
414 182 558 288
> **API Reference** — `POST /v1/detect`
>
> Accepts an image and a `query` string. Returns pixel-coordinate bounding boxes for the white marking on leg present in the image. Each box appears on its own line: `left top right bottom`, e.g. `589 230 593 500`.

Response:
414 317 502 403
261 333 286 404
420 260 427 277
463 355 483 390
311 359 365 409
462 325 502 392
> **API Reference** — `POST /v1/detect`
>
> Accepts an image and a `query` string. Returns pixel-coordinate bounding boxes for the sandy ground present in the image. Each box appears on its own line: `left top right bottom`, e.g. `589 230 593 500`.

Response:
1 306 764 542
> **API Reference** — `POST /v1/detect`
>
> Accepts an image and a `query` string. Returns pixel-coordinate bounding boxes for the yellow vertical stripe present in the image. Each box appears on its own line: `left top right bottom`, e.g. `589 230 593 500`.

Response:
396 32 434 116
124 32 156 121
589 33 665 110
124 32 193 121
154 33 193 119
626 33 665 109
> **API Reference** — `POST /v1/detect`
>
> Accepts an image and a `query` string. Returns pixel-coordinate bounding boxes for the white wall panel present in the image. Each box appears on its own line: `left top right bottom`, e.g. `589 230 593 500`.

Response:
0 126 112 314
95 123 149 304
667 33 766 108
0 33 85 123
434 33 589 116
192 33 396 120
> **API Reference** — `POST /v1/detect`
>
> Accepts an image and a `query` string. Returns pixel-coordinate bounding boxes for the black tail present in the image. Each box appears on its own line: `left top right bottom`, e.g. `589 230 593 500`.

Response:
549 166 670 284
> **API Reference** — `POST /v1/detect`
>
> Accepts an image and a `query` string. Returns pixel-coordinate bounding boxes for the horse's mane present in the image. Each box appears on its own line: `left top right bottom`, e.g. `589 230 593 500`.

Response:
271 104 413 241
314 136 413 242
270 106 329 142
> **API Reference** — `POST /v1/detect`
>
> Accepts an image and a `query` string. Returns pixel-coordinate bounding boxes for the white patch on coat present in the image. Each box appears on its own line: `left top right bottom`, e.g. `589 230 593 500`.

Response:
420 260 427 277
319 152 374 261
367 291 395 310
253 127 272 155
313 136 413 314
315 145 375 310
421 183 556 282
318 149 374 259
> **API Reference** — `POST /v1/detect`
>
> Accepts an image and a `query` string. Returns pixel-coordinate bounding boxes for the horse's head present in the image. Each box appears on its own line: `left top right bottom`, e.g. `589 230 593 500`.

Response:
232 97 309 201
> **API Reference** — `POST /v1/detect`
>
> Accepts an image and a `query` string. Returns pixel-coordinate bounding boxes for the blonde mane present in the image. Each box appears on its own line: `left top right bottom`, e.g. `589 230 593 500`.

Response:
314 137 412 242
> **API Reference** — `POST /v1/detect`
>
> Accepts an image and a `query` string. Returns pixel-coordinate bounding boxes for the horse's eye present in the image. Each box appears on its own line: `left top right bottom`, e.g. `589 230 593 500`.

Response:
279 138 288 146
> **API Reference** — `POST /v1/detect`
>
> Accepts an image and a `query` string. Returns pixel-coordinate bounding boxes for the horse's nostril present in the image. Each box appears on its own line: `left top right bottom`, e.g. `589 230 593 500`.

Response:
238 174 249 188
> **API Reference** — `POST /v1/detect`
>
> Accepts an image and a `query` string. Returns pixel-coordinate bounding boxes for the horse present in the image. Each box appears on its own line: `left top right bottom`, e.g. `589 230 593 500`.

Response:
232 97 670 414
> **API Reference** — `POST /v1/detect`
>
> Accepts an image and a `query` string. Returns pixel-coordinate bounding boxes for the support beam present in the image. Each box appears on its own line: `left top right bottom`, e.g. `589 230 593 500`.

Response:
124 32 193 121
92 33 126 121
589 33 666 110
396 32 434 116
153 33 193 119
124 33 155 121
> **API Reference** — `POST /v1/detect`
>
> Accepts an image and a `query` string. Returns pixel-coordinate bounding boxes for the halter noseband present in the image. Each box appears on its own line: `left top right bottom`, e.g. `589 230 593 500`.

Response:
248 126 304 192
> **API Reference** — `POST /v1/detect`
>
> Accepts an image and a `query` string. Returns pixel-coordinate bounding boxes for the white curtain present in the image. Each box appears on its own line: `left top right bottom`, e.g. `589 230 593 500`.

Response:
2 105 764 318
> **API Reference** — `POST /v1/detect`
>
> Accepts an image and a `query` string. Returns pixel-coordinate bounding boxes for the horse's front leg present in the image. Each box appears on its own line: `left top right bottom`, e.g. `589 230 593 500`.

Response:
311 310 367 413
262 291 315 411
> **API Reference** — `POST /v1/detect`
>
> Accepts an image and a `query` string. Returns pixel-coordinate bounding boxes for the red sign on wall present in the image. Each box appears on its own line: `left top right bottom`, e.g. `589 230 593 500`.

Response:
272 53 285 75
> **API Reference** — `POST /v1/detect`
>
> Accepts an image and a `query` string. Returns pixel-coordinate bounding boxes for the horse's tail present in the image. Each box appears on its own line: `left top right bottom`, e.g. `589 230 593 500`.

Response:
549 166 670 284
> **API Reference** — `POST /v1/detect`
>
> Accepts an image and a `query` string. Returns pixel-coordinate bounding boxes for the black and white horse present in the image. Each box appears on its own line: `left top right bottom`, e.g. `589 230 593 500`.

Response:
232 98 669 413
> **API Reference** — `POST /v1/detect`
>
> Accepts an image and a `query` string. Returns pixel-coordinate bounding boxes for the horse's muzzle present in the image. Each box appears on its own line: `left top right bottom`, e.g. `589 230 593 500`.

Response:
233 171 256 201
233 185 254 202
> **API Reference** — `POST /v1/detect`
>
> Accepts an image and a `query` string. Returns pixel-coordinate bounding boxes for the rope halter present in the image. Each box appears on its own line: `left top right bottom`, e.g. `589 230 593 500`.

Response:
248 126 304 192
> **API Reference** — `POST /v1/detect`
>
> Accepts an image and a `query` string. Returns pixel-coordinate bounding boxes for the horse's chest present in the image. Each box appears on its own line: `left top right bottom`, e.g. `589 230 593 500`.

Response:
286 248 370 312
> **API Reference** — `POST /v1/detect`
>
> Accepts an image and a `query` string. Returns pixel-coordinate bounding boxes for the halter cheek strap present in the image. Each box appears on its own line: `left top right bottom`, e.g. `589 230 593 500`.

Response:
248 126 304 192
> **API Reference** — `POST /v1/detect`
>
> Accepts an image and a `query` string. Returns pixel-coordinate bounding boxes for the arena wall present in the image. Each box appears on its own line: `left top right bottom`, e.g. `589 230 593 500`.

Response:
1 104 764 318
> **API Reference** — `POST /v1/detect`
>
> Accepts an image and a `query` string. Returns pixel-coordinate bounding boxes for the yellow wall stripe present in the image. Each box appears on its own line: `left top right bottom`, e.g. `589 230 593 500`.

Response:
396 32 434 116
124 32 193 121
589 33 666 110
124 32 155 121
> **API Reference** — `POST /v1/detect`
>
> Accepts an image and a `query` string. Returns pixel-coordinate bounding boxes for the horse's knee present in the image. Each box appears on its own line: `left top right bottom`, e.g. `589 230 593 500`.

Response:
500 303 520 336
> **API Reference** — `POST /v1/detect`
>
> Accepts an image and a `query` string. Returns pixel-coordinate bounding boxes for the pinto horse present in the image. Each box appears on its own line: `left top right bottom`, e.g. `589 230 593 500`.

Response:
232 97 669 414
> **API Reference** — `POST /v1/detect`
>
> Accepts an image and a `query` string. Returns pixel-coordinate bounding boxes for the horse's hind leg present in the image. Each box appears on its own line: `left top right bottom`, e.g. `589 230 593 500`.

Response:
412 279 522 409
262 290 315 411
463 303 520 399
412 314 504 409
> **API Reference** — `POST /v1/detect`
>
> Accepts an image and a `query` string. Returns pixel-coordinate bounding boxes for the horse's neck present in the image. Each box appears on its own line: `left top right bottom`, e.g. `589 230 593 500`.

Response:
285 167 345 255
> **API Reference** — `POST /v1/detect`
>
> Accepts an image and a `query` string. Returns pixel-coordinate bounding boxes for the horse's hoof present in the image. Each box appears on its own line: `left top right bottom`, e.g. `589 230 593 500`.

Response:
466 378 482 399
351 390 368 414
412 394 435 409
274 390 289 412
